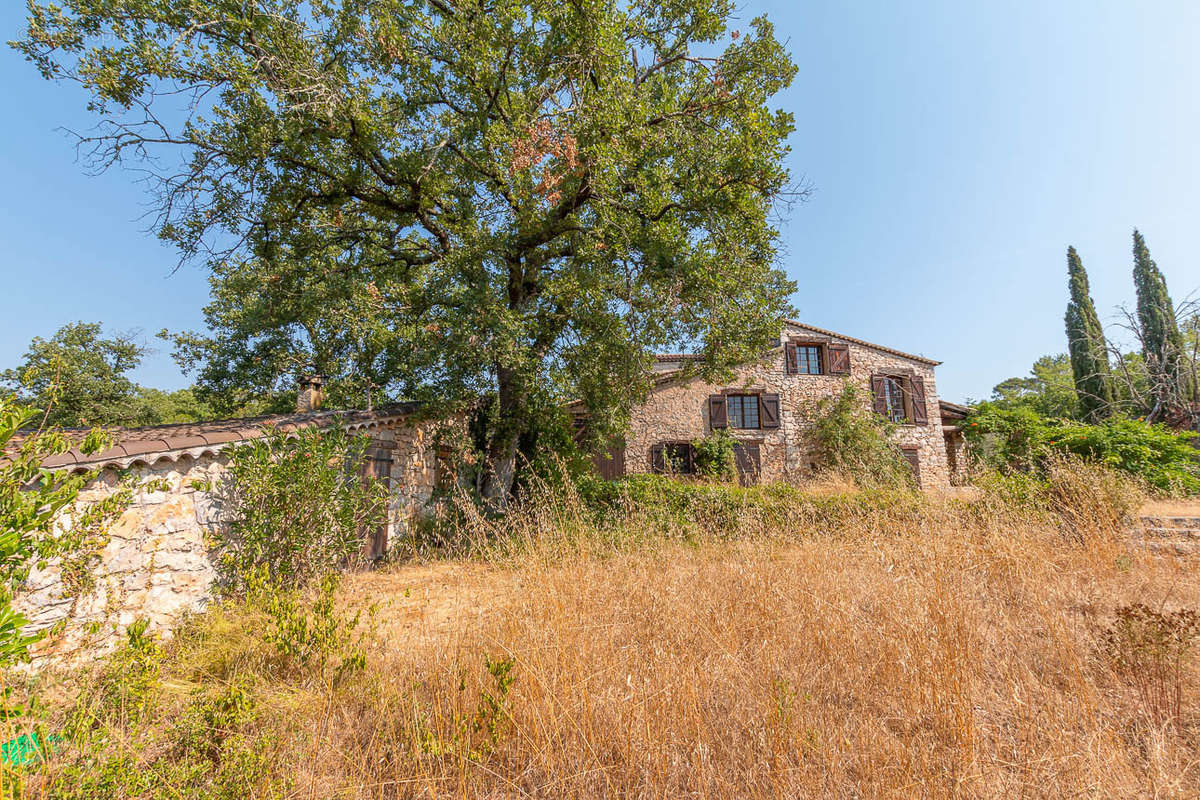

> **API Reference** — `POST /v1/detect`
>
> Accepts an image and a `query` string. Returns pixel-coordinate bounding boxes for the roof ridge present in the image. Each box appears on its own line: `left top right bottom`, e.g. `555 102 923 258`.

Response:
783 320 941 365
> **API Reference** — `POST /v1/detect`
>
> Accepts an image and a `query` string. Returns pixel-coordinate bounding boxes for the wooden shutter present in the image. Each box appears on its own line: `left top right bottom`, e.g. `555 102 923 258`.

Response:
909 376 929 425
650 444 665 473
709 394 728 428
759 394 781 428
828 344 851 375
732 442 761 486
870 375 888 416
785 344 798 374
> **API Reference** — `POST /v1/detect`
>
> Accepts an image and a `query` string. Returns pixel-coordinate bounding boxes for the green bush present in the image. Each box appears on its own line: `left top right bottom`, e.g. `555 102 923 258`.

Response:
964 403 1200 494
809 381 915 490
217 427 387 593
0 395 110 670
692 429 737 482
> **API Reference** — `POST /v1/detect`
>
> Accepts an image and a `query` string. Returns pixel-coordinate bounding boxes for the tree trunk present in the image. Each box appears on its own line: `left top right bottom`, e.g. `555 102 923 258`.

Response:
477 365 525 510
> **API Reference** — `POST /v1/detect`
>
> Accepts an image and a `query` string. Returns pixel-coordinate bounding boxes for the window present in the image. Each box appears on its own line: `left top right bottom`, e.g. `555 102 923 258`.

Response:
882 377 907 423
652 442 696 475
795 345 823 375
871 372 930 426
786 342 850 375
727 394 760 429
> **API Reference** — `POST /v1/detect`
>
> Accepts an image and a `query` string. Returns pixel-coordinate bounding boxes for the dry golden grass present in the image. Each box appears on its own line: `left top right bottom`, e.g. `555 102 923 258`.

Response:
309 526 1199 798
24 468 1200 799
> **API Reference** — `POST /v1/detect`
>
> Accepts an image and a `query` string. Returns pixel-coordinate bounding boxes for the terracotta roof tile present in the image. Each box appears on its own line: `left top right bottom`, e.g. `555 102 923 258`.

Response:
7 402 428 473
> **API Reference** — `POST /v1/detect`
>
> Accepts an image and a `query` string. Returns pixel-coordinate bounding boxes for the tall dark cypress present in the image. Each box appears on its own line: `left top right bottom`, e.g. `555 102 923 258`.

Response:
1132 229 1188 418
1064 246 1112 421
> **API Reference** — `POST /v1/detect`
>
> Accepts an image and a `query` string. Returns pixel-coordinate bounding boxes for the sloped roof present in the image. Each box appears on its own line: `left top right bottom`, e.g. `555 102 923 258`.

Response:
938 400 970 420
10 403 424 474
782 320 941 366
652 322 941 368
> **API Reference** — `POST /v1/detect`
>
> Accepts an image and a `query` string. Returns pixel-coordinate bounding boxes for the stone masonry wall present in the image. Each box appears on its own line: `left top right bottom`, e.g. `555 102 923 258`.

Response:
14 418 448 667
627 324 951 489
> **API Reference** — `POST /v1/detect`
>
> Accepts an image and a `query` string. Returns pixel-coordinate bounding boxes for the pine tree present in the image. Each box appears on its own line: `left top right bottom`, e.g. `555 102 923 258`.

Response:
1064 247 1113 422
1132 229 1188 419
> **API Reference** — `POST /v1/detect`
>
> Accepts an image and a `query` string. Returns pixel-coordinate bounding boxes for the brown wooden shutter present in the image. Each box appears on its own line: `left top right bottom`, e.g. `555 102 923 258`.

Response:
870 375 888 416
909 376 929 425
759 394 780 428
828 344 851 375
650 444 665 473
732 442 761 486
785 344 797 374
709 394 728 428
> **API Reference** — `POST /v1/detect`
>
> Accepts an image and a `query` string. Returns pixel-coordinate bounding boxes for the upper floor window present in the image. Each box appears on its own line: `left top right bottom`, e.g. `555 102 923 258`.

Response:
870 372 930 426
881 377 907 423
727 394 761 429
787 341 851 375
795 345 823 375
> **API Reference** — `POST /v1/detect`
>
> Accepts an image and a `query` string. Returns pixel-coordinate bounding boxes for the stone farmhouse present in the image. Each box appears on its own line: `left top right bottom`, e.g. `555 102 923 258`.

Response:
585 320 968 490
15 321 966 663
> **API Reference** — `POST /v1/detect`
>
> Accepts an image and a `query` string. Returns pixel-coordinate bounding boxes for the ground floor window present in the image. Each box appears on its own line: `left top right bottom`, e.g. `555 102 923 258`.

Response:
651 442 696 475
726 394 761 429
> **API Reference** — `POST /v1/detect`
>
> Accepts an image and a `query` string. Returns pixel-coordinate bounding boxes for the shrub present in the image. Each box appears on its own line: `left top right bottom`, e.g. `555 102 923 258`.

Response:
964 403 1200 494
0 396 110 669
692 429 737 482
809 381 915 490
216 427 387 593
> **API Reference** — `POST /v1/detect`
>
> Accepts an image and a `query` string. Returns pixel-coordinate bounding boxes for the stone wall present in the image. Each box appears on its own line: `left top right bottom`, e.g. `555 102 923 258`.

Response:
15 417 450 667
627 324 951 489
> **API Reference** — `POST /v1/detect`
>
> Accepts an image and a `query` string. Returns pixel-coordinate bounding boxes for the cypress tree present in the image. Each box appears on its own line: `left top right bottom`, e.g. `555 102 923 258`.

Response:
1132 229 1188 418
1064 246 1113 422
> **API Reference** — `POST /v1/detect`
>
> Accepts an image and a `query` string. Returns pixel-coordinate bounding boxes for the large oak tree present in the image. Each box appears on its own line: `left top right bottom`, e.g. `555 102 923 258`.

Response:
16 0 800 501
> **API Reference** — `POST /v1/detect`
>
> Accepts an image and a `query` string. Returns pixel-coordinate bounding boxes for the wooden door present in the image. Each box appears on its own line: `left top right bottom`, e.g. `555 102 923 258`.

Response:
592 439 626 481
360 442 394 560
733 442 761 486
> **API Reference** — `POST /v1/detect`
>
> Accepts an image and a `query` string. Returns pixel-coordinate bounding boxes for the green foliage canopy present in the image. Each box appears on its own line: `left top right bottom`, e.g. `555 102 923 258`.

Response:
987 354 1079 419
1 322 219 429
16 0 801 502
964 403 1200 494
1 322 150 429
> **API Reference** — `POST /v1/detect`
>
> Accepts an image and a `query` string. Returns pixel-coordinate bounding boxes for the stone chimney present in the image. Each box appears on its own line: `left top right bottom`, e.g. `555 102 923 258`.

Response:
296 374 325 413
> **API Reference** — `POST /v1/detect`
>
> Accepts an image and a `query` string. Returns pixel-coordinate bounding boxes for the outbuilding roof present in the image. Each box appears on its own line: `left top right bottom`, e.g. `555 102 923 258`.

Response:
10 403 424 474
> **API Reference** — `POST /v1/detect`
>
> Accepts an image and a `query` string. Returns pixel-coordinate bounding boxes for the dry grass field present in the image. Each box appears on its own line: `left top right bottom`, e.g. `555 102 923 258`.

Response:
16 466 1200 799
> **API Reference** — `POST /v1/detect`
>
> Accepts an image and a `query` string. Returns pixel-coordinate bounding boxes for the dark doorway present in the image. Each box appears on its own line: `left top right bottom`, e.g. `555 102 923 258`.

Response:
592 439 626 480
900 446 921 485
360 441 394 560
733 442 761 486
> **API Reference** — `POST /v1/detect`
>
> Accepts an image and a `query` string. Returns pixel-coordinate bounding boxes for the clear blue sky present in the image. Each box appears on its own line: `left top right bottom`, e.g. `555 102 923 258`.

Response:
2 0 1199 403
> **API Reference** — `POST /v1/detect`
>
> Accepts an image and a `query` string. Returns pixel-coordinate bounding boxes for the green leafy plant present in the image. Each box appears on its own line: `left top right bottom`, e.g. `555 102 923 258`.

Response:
0 395 111 668
216 427 387 593
964 404 1200 494
810 382 915 490
692 430 738 482
244 568 370 681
